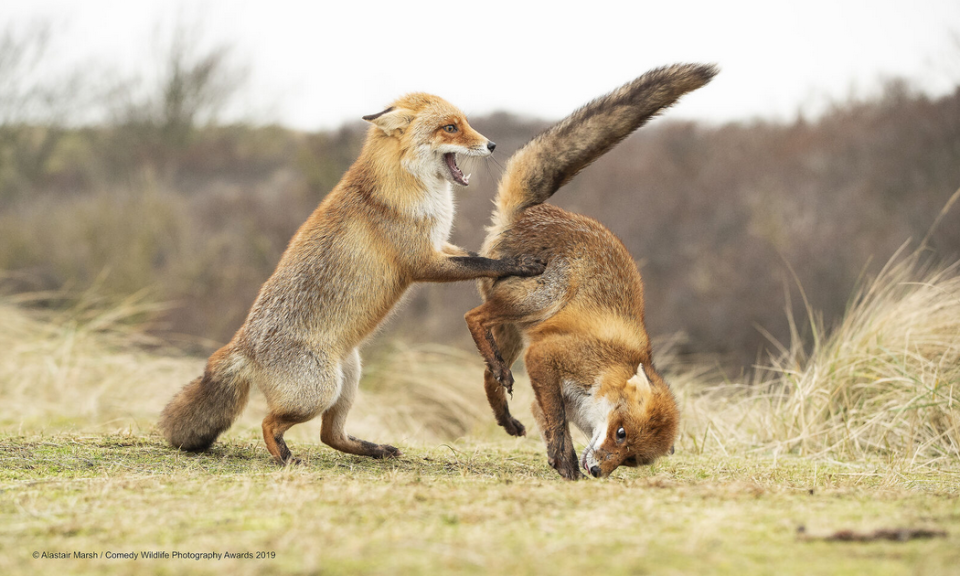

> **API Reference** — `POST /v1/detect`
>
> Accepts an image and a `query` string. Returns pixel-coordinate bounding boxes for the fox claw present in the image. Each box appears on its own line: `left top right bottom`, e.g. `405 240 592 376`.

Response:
375 444 402 459
495 368 515 395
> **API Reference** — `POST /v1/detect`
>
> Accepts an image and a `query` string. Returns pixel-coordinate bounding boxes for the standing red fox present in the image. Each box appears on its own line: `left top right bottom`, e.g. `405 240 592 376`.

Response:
466 64 718 479
159 93 544 464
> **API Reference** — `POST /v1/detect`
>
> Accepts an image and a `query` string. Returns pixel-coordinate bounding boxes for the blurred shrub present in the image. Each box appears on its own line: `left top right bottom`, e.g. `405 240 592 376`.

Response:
1 24 958 369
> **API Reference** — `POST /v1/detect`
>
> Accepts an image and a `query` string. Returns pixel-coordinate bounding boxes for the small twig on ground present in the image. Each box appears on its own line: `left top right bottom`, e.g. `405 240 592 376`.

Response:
797 525 947 542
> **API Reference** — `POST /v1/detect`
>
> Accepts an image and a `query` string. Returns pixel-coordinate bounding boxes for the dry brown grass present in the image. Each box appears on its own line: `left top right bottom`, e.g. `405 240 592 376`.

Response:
0 288 186 433
679 246 960 466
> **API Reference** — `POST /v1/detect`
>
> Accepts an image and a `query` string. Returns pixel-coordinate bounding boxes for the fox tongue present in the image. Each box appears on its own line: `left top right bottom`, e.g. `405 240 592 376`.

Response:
444 153 469 186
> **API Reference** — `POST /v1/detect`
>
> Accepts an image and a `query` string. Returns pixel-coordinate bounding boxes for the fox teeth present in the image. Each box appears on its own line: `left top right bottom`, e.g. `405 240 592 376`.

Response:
464 173 471 184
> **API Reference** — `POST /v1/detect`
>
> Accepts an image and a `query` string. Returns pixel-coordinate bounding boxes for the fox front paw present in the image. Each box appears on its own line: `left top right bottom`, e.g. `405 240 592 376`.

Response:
548 455 583 481
502 417 526 437
371 443 402 459
350 435 403 459
511 254 546 277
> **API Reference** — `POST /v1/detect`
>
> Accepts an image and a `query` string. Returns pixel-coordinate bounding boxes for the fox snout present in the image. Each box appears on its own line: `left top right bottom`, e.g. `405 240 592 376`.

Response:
472 137 495 156
582 445 613 478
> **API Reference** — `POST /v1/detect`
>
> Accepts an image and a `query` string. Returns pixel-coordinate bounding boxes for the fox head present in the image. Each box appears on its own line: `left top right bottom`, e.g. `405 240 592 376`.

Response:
580 363 679 478
363 93 495 188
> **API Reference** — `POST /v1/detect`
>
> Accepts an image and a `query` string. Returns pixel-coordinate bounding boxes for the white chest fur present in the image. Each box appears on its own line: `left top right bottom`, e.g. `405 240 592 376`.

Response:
412 180 455 251
562 378 612 440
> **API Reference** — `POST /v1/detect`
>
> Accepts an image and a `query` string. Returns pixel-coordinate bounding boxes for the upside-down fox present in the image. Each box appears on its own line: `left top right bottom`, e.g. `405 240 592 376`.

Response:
159 93 545 463
465 64 718 479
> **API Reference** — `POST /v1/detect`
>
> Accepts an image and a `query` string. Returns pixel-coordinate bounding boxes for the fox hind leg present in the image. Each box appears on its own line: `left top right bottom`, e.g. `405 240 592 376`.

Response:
258 346 340 465
321 348 401 459
262 412 311 465
466 261 570 393
465 299 529 394
481 323 527 437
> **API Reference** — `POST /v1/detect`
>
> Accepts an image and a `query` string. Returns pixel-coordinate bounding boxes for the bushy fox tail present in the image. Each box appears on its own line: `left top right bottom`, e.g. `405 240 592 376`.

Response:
158 345 251 452
493 63 718 227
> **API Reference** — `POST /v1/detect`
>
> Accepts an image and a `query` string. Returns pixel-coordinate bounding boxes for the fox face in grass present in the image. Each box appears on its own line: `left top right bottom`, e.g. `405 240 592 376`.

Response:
578 364 679 478
363 93 495 188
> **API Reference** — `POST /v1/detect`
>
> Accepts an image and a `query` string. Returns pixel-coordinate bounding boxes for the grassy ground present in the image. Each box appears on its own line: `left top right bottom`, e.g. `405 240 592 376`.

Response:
2 248 958 574
3 434 958 576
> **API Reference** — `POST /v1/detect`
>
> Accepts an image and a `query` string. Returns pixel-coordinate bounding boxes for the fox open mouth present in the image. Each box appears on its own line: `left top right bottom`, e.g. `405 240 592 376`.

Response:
443 153 470 186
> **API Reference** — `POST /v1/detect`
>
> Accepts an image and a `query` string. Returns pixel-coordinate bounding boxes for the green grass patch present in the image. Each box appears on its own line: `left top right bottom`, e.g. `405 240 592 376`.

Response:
2 434 957 575
3 247 959 574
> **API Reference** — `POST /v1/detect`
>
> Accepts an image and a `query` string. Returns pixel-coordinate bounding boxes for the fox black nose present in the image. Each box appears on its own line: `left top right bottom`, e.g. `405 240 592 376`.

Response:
487 141 496 152
589 465 601 478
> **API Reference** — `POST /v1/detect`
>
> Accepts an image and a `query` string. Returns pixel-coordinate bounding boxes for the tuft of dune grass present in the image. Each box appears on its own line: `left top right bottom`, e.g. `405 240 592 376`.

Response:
0 289 196 433
679 246 960 465
762 246 960 462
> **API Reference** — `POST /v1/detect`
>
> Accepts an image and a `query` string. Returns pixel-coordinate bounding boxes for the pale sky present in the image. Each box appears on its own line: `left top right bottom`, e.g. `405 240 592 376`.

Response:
2 0 959 129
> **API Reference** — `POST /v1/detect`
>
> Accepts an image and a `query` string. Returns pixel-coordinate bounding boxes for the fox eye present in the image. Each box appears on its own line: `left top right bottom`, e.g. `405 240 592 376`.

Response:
443 124 458 133
616 427 626 441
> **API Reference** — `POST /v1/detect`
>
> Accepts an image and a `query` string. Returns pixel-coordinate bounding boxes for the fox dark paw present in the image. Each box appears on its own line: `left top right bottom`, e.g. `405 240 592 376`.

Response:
499 416 526 437
372 444 402 459
512 254 546 277
350 436 403 459
548 456 583 481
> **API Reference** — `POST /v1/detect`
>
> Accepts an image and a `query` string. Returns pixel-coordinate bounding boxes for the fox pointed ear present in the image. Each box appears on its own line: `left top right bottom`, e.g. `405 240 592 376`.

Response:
362 106 413 136
628 364 652 395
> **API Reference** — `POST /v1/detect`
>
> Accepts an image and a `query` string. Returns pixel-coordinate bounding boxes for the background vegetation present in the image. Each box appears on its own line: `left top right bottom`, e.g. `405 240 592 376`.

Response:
1 23 958 369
